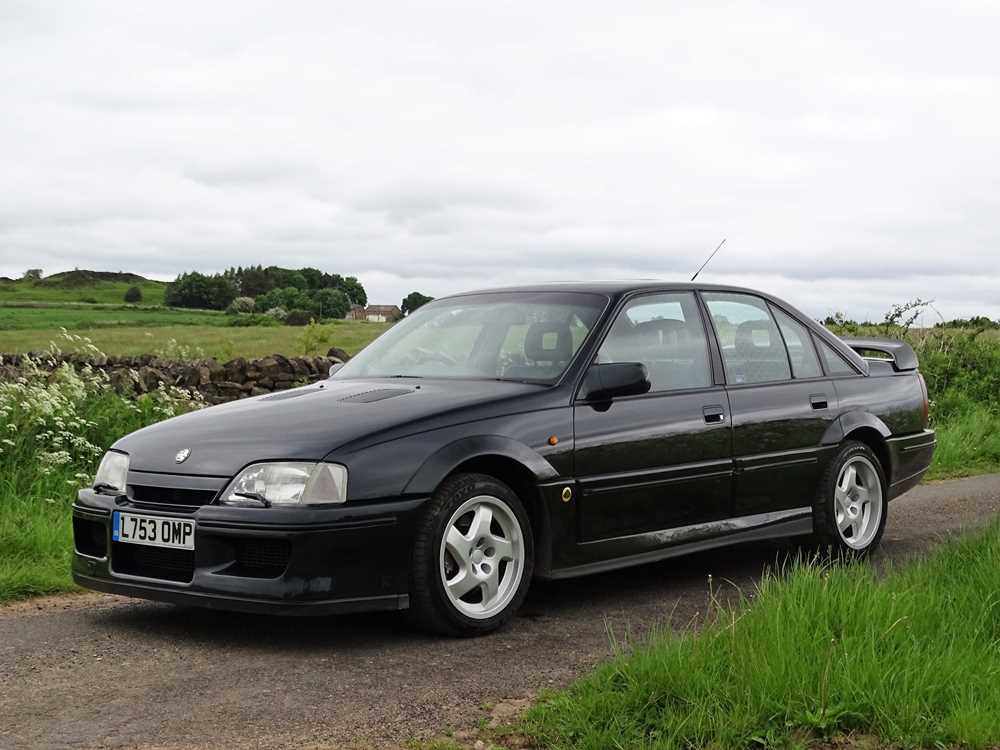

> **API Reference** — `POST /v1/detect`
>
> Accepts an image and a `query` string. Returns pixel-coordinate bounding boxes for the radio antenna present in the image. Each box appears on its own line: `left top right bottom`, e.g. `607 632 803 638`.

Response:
690 238 726 281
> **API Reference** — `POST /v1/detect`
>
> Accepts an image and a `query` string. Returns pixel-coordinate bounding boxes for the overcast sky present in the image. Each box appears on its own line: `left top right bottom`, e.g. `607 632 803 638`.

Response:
1 1 998 321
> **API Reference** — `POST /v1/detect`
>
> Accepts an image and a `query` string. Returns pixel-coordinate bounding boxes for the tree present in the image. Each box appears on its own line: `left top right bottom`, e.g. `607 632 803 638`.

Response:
312 288 350 320
299 267 325 290
23 269 42 281
401 291 434 316
256 286 305 314
339 276 367 306
124 286 143 303
266 266 308 290
239 266 273 297
164 272 237 310
321 273 367 305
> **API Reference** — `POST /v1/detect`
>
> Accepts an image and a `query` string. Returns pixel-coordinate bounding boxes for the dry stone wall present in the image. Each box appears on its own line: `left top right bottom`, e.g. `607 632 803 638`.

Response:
0 348 352 405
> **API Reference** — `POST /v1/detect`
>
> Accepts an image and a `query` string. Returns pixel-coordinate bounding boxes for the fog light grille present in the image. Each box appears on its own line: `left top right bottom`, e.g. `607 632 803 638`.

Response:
74 517 107 558
231 538 291 578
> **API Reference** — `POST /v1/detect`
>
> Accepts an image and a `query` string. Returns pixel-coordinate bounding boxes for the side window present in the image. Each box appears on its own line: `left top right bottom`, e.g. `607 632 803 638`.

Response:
772 307 822 378
703 292 791 384
817 338 859 376
597 292 712 392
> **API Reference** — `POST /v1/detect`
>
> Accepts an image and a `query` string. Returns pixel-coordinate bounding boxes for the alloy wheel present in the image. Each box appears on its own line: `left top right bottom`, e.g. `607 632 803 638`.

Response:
834 455 884 550
439 495 525 620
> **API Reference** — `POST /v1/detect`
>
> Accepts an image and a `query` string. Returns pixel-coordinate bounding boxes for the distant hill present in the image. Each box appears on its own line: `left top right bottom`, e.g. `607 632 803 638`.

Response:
39 270 153 287
0 270 167 305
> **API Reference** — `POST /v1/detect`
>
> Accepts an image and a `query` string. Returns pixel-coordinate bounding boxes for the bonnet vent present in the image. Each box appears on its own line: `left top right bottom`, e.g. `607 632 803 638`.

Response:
339 388 413 404
259 389 320 403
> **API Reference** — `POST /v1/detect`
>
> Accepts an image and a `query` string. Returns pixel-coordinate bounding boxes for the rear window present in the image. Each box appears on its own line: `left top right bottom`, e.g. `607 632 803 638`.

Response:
817 338 859 376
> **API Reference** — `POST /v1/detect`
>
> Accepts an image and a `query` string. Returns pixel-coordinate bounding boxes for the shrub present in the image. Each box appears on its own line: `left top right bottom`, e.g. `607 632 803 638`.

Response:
226 296 255 315
264 306 288 322
299 319 331 354
285 309 313 326
123 286 142 304
227 314 281 328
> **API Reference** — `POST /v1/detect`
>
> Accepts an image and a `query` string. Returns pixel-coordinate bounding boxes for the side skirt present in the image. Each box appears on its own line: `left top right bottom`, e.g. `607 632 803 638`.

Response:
540 508 813 580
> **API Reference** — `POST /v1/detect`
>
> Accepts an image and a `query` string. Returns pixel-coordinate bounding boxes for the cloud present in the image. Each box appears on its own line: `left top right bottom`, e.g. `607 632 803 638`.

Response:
0 0 997 322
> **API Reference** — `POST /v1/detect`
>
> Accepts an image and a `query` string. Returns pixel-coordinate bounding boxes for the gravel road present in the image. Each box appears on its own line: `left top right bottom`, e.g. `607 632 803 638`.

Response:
2 474 998 750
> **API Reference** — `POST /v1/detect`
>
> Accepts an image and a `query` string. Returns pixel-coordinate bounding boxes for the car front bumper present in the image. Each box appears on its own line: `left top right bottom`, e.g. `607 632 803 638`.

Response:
72 489 427 615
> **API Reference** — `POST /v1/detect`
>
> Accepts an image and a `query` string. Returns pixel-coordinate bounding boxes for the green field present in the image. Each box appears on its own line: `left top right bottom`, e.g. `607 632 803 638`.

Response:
0 319 390 359
0 304 226 332
0 271 167 305
0 270 390 358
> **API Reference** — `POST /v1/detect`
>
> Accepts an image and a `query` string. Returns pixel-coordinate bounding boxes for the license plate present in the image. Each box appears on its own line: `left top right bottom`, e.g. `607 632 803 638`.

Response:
112 511 195 550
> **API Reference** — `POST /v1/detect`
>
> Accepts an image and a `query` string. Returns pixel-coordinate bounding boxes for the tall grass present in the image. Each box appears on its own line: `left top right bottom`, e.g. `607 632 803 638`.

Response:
0 334 202 601
930 405 1000 479
829 317 1000 479
524 521 1000 749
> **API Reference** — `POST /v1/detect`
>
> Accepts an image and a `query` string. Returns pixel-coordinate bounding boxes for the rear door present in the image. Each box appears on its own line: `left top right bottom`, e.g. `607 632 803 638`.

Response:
701 292 839 517
573 291 733 541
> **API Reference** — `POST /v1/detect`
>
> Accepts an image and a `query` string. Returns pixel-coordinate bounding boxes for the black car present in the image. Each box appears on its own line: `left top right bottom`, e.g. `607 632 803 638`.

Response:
73 282 936 635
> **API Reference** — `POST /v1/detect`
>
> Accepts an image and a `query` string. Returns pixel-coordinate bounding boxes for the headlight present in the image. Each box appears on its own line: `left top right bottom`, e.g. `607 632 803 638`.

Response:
220 462 348 507
94 451 129 493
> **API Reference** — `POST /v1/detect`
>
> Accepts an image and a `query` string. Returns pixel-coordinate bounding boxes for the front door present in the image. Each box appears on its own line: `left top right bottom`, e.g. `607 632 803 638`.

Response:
573 291 733 542
701 292 839 517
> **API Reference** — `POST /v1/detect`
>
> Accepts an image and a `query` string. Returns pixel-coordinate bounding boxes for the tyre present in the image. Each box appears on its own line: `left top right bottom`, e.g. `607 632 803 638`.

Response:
811 440 888 558
409 473 534 636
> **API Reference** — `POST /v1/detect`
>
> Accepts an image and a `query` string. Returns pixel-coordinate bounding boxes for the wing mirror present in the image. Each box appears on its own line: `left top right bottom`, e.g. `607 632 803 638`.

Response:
328 363 344 377
580 362 651 402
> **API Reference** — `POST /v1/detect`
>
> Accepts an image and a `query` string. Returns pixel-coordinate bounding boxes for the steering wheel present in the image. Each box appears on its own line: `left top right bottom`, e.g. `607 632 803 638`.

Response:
402 348 458 367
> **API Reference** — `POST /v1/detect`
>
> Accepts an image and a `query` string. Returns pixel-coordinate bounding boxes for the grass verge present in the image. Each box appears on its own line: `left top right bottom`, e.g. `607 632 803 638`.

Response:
522 521 1000 749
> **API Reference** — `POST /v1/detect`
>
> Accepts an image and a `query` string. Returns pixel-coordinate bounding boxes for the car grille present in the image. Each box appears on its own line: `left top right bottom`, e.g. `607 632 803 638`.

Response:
129 484 218 508
111 542 195 583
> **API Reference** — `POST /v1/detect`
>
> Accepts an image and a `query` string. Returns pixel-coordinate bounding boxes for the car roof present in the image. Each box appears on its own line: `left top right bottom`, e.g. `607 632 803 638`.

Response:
446 280 765 297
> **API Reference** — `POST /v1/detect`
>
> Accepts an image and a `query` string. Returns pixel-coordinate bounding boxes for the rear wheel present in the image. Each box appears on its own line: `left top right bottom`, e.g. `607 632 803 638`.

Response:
410 473 534 636
811 441 887 558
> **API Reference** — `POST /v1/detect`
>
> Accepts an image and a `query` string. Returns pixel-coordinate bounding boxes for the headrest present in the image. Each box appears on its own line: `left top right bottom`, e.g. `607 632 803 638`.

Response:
524 321 573 362
735 320 780 351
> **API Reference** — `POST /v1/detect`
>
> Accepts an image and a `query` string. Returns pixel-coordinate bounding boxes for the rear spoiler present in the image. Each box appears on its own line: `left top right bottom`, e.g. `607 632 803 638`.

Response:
840 337 918 371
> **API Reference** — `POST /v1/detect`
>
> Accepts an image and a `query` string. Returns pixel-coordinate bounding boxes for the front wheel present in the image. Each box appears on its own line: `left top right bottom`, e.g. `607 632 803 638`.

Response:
409 473 534 636
811 441 888 558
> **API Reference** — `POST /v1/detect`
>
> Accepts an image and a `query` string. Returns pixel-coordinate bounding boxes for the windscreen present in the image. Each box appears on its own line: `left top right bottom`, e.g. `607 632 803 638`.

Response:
334 291 608 383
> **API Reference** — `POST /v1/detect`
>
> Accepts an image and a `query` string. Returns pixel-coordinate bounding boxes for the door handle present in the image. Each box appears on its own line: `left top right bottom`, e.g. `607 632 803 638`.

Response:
810 393 829 410
703 405 726 424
